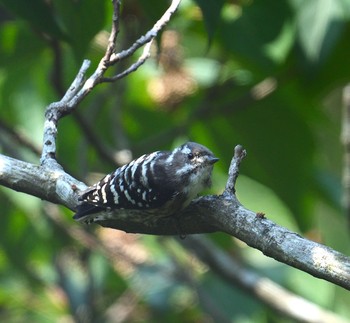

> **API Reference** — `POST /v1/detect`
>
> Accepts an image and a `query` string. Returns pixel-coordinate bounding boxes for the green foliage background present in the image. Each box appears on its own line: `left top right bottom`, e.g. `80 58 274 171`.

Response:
0 0 350 321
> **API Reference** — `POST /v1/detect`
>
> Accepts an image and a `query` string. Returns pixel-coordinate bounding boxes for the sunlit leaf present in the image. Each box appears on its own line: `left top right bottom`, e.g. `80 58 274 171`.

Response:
292 0 346 63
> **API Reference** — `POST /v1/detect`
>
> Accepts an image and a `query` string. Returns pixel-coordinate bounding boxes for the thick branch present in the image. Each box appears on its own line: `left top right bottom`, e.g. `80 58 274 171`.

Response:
97 193 350 290
202 196 350 291
342 84 350 229
2 148 350 291
0 154 85 210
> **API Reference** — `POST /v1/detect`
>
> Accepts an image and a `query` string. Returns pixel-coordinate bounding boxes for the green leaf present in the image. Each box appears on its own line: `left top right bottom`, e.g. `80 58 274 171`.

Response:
194 0 225 43
138 0 169 24
218 0 292 70
53 0 107 61
292 0 346 63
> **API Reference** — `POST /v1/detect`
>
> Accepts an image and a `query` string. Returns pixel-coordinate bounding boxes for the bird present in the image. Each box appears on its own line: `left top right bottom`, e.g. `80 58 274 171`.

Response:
73 142 219 224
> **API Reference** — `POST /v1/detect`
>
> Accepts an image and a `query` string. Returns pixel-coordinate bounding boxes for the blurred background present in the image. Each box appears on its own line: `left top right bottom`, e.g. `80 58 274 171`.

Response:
0 0 350 321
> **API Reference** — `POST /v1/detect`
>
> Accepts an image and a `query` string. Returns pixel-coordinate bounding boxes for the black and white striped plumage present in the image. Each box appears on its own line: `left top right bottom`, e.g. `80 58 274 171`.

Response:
73 142 219 223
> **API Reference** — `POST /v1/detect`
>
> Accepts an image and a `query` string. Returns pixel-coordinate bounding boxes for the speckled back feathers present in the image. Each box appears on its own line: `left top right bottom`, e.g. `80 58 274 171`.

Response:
74 142 218 223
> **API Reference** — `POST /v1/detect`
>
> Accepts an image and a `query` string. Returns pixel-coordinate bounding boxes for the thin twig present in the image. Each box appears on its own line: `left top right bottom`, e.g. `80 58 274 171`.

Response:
102 40 153 82
40 60 90 167
62 60 91 102
103 0 121 63
342 84 350 229
225 145 247 194
102 0 181 82
48 39 121 168
109 0 181 65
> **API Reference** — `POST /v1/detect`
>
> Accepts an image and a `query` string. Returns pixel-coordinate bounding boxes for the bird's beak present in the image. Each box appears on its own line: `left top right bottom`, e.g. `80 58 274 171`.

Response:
208 156 219 165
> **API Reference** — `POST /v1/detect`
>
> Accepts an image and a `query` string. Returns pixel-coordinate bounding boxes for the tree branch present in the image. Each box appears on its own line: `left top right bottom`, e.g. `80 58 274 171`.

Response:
40 59 91 167
225 145 246 194
101 40 153 82
342 84 350 229
107 0 181 65
0 154 85 209
45 202 348 322
2 146 350 292
1 0 349 308
40 0 181 169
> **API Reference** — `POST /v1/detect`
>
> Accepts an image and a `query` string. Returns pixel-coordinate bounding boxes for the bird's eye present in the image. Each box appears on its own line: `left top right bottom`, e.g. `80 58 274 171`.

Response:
188 153 194 160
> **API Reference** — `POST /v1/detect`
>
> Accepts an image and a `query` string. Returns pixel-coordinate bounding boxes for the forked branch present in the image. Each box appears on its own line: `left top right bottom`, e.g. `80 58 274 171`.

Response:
40 0 182 167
